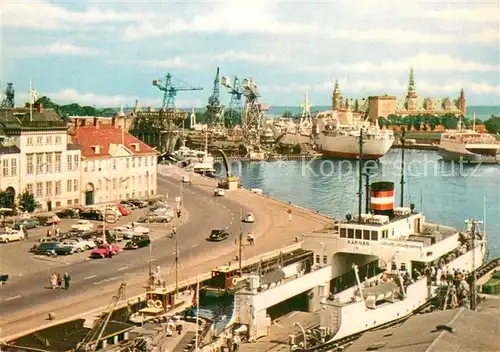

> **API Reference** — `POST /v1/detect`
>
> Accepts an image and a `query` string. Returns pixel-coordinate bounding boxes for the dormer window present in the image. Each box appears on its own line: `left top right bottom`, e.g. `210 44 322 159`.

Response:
91 145 101 154
130 143 140 152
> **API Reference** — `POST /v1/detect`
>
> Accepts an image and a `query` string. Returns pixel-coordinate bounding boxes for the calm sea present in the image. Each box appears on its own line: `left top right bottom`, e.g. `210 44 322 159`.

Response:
216 150 500 258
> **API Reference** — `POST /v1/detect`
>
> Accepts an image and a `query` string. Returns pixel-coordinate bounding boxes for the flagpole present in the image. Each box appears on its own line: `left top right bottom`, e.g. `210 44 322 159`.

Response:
195 276 200 351
29 77 33 122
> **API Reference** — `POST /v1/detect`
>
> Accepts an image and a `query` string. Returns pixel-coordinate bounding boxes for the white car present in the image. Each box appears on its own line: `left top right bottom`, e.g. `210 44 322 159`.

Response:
71 220 94 232
60 240 87 252
0 230 25 243
214 188 225 197
182 175 190 183
70 238 96 250
134 226 150 234
243 212 255 223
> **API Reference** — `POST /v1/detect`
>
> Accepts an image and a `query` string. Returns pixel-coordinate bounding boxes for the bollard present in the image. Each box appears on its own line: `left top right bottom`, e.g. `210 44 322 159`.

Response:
48 312 56 320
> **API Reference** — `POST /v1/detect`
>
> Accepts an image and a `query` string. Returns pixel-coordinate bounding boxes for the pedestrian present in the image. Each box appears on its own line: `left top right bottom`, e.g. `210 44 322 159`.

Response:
63 272 71 290
247 233 254 245
288 213 292 222
56 273 62 289
172 226 177 235
108 248 113 259
47 229 52 237
55 228 61 236
51 273 58 289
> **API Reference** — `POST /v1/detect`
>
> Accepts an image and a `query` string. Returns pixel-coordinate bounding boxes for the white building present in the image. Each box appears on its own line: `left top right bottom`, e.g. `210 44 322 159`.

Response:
0 106 82 211
72 123 158 206
0 143 20 206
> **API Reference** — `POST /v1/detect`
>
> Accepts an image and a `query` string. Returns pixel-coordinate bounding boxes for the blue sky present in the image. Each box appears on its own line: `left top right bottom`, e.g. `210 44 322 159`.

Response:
1 0 499 108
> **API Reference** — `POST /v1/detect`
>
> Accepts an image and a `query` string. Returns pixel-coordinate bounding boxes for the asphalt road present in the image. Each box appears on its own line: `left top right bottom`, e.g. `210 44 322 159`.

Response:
0 174 253 317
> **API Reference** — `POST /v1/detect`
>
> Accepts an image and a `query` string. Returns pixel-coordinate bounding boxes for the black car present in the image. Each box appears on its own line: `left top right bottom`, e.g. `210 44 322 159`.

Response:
128 199 148 208
56 209 79 219
124 235 151 250
36 242 60 256
55 245 74 255
79 210 103 221
207 229 230 242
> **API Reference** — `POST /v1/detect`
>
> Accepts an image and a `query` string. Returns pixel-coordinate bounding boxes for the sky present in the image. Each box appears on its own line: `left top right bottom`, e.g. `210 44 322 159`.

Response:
1 0 499 108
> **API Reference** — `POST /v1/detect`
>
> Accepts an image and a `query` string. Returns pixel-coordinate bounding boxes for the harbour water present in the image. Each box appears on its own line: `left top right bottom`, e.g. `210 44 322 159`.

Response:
215 149 500 258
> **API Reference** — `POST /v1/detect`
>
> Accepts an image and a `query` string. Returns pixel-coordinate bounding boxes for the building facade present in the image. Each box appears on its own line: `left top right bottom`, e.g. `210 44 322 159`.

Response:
0 144 20 206
0 105 82 211
72 123 158 206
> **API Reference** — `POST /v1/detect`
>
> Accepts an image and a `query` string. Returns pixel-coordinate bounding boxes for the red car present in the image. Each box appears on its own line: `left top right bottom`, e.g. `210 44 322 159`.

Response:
116 204 129 216
90 243 120 258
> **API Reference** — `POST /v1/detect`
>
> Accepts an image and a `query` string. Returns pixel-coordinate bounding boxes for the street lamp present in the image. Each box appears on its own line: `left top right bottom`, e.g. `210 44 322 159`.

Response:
293 322 307 349
362 166 374 214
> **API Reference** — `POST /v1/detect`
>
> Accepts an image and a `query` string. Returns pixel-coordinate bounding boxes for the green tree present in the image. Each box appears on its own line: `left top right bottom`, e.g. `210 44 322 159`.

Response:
292 144 302 154
238 144 247 156
378 117 387 128
17 189 39 213
0 191 14 209
484 116 500 134
441 115 459 129
428 116 440 131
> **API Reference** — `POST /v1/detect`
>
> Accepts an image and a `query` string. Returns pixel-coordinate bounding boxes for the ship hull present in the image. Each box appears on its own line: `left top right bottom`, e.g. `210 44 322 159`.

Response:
438 148 500 164
315 134 394 160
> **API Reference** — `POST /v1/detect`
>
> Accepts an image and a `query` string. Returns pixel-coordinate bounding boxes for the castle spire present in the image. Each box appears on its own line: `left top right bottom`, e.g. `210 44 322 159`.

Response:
407 66 417 98
333 80 340 94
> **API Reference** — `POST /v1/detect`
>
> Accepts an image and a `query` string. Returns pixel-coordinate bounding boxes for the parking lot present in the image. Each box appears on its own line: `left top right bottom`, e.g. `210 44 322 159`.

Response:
0 198 184 277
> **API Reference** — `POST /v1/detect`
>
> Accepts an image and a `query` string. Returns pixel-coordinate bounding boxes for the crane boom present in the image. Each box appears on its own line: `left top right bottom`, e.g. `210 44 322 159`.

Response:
153 73 203 109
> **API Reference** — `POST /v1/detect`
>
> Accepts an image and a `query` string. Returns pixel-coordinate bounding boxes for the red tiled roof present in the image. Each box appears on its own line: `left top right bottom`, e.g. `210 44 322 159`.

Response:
73 125 157 158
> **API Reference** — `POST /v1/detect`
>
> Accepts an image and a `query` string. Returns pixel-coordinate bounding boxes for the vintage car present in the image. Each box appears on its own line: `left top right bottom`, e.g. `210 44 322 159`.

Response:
14 219 39 230
207 229 230 242
71 220 94 232
214 188 225 197
0 229 25 243
124 235 151 250
90 243 120 259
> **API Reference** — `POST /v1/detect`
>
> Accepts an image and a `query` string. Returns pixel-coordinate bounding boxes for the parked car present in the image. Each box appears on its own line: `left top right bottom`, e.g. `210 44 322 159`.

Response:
116 204 130 216
36 242 60 256
90 243 120 258
138 214 172 223
0 229 25 243
71 237 96 249
120 201 137 209
79 210 103 221
14 219 39 230
36 214 61 226
60 239 87 252
128 199 148 208
214 188 225 197
124 235 151 250
207 229 230 242
55 245 76 255
71 220 94 232
56 209 79 219
243 212 255 223
182 175 190 183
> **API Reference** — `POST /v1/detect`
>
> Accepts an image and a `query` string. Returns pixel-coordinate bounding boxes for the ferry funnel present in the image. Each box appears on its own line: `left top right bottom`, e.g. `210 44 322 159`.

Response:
370 181 394 217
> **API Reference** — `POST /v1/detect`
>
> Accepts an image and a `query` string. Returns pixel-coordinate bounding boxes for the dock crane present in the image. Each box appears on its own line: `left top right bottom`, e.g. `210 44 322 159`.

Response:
76 283 127 352
153 73 203 110
1 83 15 108
206 67 225 127
221 75 244 126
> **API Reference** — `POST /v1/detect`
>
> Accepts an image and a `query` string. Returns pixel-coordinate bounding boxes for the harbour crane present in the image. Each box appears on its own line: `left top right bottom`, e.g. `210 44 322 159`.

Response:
0 82 15 108
206 67 225 127
241 77 264 146
153 73 203 110
221 75 244 125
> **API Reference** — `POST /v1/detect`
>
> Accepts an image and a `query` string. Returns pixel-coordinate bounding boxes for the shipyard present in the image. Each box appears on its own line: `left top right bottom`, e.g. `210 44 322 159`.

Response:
1 1 500 352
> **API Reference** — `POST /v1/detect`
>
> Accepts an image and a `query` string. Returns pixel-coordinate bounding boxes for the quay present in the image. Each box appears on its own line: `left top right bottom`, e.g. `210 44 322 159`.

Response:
0 170 332 341
214 153 322 162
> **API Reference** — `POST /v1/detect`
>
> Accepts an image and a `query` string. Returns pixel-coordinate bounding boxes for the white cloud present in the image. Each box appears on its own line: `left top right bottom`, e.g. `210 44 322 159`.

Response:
12 43 101 56
2 0 154 30
304 54 499 73
30 89 202 108
425 5 500 22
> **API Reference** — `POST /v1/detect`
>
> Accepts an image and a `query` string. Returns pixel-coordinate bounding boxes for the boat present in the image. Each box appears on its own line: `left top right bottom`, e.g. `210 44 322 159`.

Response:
171 130 216 174
313 110 394 159
438 117 499 163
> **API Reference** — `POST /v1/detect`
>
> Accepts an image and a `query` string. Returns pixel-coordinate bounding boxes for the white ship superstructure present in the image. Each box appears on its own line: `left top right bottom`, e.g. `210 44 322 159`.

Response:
438 118 499 163
313 111 394 159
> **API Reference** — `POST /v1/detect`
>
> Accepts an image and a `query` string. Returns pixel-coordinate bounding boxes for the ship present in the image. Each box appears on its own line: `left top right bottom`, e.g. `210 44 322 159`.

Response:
438 117 499 163
171 129 216 174
313 110 394 159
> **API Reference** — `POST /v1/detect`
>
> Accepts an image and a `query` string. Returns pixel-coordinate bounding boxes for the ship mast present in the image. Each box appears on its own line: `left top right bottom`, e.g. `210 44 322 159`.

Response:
400 128 406 207
357 129 364 223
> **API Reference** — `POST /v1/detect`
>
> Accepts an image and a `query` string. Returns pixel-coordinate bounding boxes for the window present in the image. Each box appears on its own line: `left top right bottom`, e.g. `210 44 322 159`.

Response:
74 155 80 170
55 136 61 144
132 176 135 187
74 198 79 204
138 157 142 168
98 179 102 190
36 136 43 145
55 153 62 172
10 158 17 176
347 228 354 239
55 181 61 196
315 254 320 264
67 154 73 171
45 181 52 196
112 178 117 189
355 229 362 239
2 159 8 176
382 229 388 239
27 137 33 146
340 228 346 238
132 158 135 168
370 231 379 241
126 158 130 168
46 136 52 145
91 161 95 172
363 230 370 240
45 153 52 173
55 201 61 208
67 180 72 193
26 183 34 194
323 255 328 264
73 179 79 192
67 199 72 205
145 157 148 166
36 154 43 173
105 179 109 190
112 159 117 170
36 182 43 198
83 161 88 172
26 154 34 175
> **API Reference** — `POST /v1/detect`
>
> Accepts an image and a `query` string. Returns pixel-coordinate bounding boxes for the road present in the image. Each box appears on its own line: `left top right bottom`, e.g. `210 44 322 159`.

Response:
0 174 251 322
0 170 331 339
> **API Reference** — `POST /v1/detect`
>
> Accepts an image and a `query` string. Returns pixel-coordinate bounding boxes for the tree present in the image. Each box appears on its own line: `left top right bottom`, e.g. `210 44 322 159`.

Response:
484 116 500 134
292 144 302 154
0 191 14 209
17 189 39 213
238 144 248 156
378 117 387 128
441 115 459 130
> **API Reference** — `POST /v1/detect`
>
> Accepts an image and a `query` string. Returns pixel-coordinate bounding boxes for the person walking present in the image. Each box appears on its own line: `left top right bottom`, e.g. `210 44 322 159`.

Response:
51 273 58 289
63 272 71 290
56 273 62 289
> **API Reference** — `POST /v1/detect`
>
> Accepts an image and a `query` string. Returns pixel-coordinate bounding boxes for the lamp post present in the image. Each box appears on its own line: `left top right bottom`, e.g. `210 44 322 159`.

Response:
293 322 307 350
362 166 374 214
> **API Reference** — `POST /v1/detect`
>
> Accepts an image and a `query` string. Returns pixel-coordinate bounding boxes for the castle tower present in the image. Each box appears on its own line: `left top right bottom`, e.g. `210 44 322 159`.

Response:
332 80 343 110
458 88 466 115
407 66 417 98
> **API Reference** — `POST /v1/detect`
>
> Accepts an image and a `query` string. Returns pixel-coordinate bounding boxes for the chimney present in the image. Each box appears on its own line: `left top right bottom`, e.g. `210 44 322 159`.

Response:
37 103 44 113
93 118 98 126
370 182 395 218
